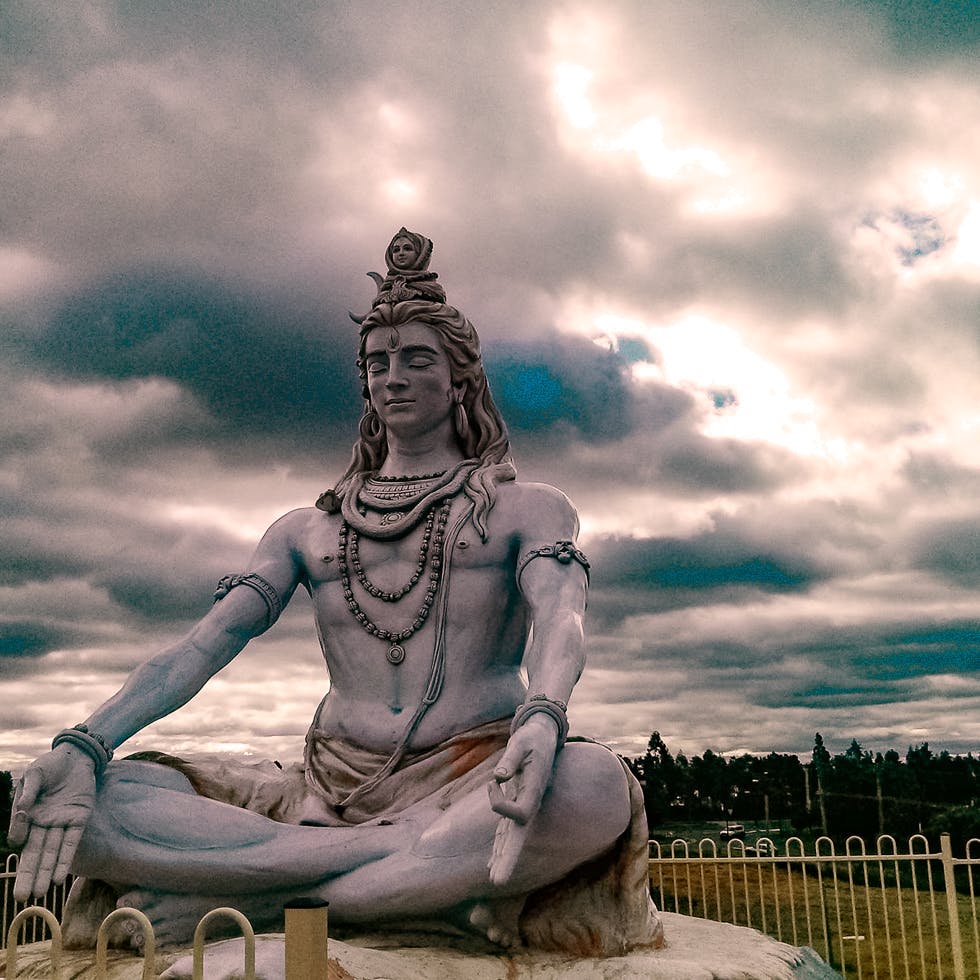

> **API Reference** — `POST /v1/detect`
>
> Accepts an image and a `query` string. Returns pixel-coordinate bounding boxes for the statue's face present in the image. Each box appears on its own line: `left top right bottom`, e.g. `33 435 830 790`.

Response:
389 237 418 269
364 322 455 438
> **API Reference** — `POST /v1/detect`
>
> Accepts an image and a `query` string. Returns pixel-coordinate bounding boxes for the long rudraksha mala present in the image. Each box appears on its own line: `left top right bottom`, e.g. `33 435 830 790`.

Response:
348 503 438 602
338 491 453 665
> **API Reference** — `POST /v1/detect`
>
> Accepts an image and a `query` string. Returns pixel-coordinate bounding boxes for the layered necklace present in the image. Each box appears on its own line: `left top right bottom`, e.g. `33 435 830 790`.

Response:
337 462 475 665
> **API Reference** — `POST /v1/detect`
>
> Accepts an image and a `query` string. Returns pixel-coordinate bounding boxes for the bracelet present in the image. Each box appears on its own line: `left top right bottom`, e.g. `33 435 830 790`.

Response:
213 572 283 629
52 724 114 775
516 540 591 589
510 694 569 747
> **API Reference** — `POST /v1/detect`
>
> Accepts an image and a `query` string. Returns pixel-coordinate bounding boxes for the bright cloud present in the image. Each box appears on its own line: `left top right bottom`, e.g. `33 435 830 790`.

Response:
2 0 979 771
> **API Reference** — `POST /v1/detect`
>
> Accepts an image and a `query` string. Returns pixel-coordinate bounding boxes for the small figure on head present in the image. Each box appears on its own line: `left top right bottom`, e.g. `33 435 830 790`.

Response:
351 227 447 319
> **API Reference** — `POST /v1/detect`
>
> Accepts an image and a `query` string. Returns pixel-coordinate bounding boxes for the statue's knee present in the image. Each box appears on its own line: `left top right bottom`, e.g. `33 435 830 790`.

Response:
551 742 631 840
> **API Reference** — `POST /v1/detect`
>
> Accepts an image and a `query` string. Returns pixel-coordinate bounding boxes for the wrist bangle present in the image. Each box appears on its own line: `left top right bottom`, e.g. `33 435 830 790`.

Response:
510 694 569 747
52 724 114 775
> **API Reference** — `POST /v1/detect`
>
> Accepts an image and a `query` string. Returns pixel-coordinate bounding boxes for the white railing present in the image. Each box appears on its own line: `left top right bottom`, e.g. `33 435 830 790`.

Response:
1 853 73 948
648 832 980 980
3 835 977 978
1 862 332 980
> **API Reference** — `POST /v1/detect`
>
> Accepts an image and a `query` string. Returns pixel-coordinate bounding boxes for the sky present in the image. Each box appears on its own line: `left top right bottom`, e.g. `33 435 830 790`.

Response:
1 0 979 774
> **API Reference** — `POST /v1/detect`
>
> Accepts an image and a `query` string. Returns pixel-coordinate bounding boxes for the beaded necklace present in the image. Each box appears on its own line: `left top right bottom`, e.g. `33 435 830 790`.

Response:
338 498 452 664
348 504 437 602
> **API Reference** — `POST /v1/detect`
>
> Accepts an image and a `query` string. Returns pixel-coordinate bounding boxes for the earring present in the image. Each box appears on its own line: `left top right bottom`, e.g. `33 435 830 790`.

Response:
360 409 384 441
454 400 470 444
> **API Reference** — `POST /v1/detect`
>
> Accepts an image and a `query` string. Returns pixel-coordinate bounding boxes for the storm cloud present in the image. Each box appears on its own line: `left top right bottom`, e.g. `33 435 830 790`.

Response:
2 0 978 768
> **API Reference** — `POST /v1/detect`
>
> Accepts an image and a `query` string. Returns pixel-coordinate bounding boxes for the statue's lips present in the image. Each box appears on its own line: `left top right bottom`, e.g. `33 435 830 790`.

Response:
385 398 415 407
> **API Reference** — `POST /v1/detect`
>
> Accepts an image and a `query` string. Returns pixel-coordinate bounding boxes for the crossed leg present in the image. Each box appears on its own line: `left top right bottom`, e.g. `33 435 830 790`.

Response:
71 743 632 946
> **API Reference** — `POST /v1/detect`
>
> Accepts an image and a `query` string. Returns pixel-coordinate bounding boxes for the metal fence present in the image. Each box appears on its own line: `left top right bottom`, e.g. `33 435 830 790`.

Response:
1 853 73 949
3 834 979 979
649 832 980 980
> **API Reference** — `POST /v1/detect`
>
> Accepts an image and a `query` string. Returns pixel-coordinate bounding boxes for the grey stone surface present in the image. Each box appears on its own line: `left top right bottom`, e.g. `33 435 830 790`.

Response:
5 914 842 979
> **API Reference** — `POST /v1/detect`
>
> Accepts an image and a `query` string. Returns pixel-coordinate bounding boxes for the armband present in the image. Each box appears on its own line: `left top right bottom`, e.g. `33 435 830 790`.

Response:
213 572 283 629
52 724 113 775
516 540 591 589
510 694 569 747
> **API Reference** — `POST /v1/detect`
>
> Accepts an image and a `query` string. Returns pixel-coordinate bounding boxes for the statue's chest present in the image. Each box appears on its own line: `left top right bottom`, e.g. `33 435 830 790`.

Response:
302 508 513 596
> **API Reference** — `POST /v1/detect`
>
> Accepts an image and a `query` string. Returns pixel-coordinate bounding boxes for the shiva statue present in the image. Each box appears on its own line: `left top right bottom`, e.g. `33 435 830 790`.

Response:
10 230 663 956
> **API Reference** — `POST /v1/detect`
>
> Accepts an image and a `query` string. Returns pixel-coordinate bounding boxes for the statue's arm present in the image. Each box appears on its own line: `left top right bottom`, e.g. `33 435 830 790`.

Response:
9 510 307 901
81 509 306 748
488 485 589 883
514 492 588 702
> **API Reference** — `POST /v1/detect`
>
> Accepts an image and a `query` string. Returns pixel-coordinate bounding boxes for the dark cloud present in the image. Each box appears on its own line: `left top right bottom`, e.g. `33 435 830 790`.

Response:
585 506 846 625
0 622 72 659
854 0 980 57
655 431 804 495
26 271 362 453
906 518 980 587
594 532 819 593
901 451 980 496
486 333 633 440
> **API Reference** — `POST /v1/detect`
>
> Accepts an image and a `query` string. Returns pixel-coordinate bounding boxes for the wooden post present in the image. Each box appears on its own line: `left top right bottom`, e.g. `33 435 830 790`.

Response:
940 834 966 980
284 898 329 979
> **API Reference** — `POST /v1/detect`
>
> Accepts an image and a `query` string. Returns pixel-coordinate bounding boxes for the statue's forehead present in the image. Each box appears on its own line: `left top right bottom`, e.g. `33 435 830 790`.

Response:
364 321 444 355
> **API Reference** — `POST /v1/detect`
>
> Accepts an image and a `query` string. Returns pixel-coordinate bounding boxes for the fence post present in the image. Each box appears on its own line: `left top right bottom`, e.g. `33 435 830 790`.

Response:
940 833 966 980
284 898 329 979
5 906 62 980
191 907 256 980
95 907 156 980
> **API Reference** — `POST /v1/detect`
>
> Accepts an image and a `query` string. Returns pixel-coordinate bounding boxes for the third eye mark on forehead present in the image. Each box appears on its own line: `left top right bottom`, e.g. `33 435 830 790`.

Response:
364 342 443 364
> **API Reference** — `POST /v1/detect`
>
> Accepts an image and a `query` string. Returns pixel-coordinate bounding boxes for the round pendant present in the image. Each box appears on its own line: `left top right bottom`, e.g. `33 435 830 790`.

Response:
386 643 406 664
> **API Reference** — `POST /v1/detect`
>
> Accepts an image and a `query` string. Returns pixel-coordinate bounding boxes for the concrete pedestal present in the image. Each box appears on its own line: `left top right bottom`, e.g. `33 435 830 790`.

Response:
3 913 841 979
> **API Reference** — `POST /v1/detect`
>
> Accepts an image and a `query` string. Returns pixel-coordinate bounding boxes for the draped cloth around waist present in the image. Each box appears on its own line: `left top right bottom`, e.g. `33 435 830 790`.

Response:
135 717 511 828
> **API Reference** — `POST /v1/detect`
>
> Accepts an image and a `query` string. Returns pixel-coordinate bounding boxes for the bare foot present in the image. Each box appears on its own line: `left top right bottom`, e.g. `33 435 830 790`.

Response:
468 897 525 949
61 877 122 948
117 888 286 948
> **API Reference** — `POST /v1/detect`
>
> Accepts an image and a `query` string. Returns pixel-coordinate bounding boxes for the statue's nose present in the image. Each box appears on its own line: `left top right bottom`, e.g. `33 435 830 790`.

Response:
385 362 408 387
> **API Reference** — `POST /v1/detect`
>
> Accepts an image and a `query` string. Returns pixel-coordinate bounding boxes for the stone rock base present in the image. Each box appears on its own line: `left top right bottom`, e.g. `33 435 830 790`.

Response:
2 912 841 979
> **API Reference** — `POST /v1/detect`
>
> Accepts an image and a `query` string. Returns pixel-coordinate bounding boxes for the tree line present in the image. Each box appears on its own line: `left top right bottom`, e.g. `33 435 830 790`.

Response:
625 732 980 852
2 735 979 858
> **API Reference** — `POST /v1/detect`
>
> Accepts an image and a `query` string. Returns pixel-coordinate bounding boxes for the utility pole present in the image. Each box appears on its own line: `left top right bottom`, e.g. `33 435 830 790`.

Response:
876 766 885 840
816 768 828 837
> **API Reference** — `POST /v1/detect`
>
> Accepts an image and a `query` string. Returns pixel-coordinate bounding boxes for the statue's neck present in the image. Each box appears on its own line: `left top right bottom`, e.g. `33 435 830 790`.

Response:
378 433 465 479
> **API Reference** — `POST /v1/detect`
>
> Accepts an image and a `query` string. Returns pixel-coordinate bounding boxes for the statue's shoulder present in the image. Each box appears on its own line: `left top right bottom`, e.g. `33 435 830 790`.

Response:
261 506 326 545
492 480 579 533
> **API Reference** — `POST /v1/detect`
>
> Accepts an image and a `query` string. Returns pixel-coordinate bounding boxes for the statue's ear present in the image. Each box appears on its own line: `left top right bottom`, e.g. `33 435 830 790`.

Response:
452 383 466 404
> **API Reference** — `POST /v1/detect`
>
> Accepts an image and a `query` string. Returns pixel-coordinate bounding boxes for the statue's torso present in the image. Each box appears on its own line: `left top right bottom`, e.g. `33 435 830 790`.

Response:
293 489 534 753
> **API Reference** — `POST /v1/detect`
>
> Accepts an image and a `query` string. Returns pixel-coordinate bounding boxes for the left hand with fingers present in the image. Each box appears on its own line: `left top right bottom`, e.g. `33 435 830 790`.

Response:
9 743 99 903
487 712 560 885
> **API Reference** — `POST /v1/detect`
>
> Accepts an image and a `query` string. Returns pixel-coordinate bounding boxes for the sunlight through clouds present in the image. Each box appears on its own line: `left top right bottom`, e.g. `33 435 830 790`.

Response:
600 117 730 180
550 57 750 212
3 0 979 767
951 200 980 269
588 310 850 460
163 503 275 543
0 247 60 299
552 62 597 129
547 17 762 218
859 163 980 277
